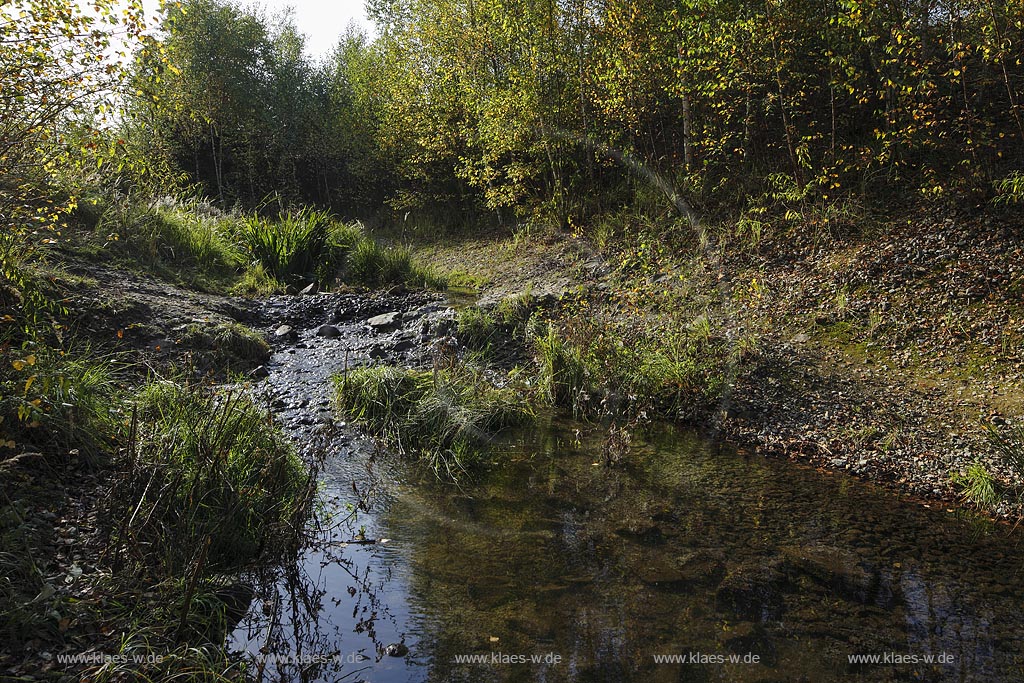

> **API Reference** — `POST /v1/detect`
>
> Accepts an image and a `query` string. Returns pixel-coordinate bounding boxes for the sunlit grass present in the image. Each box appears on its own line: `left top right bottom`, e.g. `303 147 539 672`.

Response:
333 364 532 479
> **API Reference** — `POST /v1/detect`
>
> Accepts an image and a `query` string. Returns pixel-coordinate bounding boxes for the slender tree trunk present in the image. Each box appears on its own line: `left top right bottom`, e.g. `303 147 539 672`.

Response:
682 89 693 175
772 35 803 189
210 123 224 205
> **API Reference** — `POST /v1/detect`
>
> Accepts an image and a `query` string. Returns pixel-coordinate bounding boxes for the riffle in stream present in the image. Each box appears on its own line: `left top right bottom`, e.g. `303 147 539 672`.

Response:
228 292 1024 683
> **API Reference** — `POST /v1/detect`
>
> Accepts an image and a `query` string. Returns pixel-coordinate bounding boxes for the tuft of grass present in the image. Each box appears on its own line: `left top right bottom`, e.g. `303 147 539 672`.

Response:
953 462 999 508
952 422 1024 512
457 307 502 351
457 295 536 358
533 323 593 415
177 321 270 376
231 262 286 296
84 635 242 682
345 237 447 289
239 207 337 286
101 205 243 291
333 364 532 479
0 345 119 461
986 421 1024 476
108 381 310 576
994 171 1024 205
531 314 727 421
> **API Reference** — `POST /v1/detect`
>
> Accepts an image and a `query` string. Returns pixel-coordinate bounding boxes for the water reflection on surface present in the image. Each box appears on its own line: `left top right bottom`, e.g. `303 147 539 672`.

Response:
231 422 1024 682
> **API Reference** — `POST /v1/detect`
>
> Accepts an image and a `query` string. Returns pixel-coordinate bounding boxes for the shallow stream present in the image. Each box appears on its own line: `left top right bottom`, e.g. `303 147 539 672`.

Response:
229 293 1024 683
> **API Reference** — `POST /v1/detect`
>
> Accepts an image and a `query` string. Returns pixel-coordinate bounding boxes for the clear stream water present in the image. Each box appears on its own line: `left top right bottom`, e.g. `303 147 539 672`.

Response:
229 299 1024 683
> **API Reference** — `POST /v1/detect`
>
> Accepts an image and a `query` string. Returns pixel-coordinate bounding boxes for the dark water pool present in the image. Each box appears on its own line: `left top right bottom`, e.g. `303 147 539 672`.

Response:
229 419 1024 683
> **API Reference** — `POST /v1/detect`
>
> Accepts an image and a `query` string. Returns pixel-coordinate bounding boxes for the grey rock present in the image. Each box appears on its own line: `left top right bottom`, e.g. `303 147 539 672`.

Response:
367 312 402 331
416 303 448 316
316 324 341 338
274 324 296 340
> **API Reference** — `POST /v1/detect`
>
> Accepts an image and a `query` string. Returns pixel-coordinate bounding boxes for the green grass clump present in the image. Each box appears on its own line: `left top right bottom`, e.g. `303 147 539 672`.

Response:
531 315 727 421
457 307 502 351
457 295 535 357
0 345 119 461
333 364 532 478
533 323 593 413
109 382 310 575
178 321 270 376
953 462 999 508
240 207 337 286
986 421 1024 477
231 262 286 296
345 237 447 289
100 205 243 291
240 210 446 290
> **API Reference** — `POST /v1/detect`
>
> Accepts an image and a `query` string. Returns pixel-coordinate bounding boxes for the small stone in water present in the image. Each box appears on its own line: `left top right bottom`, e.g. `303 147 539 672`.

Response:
385 642 408 657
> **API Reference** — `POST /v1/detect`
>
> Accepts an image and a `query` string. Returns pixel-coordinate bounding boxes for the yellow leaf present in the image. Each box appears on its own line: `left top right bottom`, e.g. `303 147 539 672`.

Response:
26 354 36 366
25 375 37 393
12 360 25 371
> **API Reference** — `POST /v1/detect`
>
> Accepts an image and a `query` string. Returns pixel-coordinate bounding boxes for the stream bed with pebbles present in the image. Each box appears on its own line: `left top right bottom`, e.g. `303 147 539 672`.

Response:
225 289 1024 683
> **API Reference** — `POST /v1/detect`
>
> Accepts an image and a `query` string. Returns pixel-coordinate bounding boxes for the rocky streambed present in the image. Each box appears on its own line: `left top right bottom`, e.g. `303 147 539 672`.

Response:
248 289 452 441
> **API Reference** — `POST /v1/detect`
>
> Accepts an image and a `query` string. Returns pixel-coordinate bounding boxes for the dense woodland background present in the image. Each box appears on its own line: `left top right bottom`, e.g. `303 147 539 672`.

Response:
4 0 1024 243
